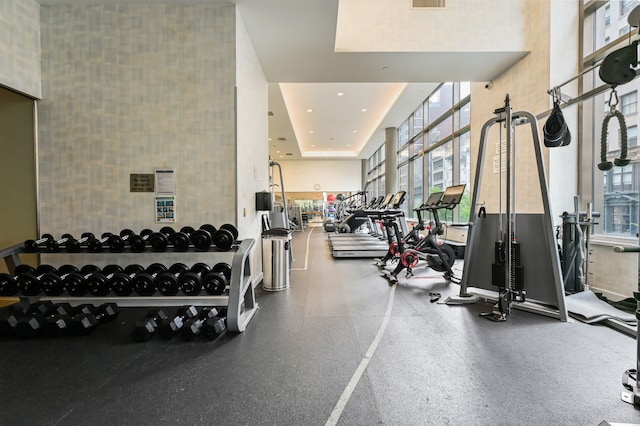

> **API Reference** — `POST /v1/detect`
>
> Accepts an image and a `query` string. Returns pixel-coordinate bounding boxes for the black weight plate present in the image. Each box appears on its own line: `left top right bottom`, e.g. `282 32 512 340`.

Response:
191 262 211 275
124 264 145 275
58 264 80 276
17 274 41 296
40 272 65 297
212 263 232 281
86 274 111 296
169 263 189 275
156 272 180 296
35 264 56 276
132 272 156 296
179 271 202 296
159 226 176 236
128 235 147 252
109 272 134 296
212 229 234 251
147 263 168 275
0 274 18 296
80 264 100 275
191 230 212 251
180 226 195 234
14 264 35 275
203 272 226 295
149 232 168 252
219 223 239 240
170 232 190 252
120 229 135 238
102 264 124 275
63 272 87 297
108 235 126 252
200 224 217 235
140 228 154 237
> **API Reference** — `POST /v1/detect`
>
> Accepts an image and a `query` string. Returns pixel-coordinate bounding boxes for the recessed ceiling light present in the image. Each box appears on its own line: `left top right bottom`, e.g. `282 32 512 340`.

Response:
347 144 351 147
352 130 357 133
309 130 314 134
280 155 284 158
276 150 281 153
268 138 272 141
311 144 315 147
361 108 367 112
307 108 313 112
337 92 344 97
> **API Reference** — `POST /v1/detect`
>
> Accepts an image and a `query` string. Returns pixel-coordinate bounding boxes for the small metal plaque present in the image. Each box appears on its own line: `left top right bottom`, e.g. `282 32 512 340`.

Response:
130 174 154 192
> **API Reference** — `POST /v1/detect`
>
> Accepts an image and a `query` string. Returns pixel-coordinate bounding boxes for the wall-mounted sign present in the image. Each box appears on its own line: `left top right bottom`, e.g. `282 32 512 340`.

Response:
156 196 176 223
155 169 176 194
130 174 155 192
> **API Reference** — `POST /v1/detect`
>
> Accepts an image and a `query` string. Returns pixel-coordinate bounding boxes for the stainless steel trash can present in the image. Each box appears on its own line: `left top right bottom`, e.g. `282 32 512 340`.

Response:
262 228 292 291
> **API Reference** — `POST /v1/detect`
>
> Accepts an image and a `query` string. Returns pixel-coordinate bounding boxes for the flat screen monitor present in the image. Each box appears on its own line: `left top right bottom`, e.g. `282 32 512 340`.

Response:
441 184 466 207
389 191 406 207
423 191 443 208
379 194 395 208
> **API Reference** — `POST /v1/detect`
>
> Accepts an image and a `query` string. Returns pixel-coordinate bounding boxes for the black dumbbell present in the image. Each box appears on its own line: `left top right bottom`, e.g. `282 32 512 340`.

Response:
0 310 20 337
87 232 114 253
158 305 199 339
213 224 238 251
107 229 136 253
0 264 40 296
13 301 53 339
131 263 167 296
156 263 190 296
148 227 175 252
62 265 101 296
40 264 80 296
178 263 212 296
85 264 124 296
64 232 96 253
168 226 195 252
128 229 154 253
201 308 228 340
190 224 217 251
45 234 76 253
16 265 57 296
22 234 55 253
202 265 229 296
109 264 145 296
131 308 170 342
69 303 120 336
41 303 76 337
181 307 218 341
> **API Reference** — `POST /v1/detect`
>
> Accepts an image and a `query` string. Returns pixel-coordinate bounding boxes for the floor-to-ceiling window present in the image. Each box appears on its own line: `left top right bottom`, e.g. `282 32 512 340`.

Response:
582 0 639 239
366 145 385 204
396 82 471 221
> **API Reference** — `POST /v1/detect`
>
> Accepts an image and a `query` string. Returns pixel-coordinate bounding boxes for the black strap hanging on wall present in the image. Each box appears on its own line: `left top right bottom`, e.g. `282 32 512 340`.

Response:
543 88 571 148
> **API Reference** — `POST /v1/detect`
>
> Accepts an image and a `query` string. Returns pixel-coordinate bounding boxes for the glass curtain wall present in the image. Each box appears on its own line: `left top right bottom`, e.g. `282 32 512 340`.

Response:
365 145 385 206
397 82 471 221
583 1 639 239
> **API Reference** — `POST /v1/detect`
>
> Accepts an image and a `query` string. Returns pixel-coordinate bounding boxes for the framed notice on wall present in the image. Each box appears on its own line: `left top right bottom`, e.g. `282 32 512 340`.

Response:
155 169 176 194
155 196 176 223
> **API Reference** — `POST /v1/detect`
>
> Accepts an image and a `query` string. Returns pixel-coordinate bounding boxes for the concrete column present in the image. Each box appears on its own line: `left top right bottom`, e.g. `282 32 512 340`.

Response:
385 127 397 194
361 159 368 190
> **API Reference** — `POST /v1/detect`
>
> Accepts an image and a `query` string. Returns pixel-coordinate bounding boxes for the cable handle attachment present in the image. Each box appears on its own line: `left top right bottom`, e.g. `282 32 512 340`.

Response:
599 87 630 171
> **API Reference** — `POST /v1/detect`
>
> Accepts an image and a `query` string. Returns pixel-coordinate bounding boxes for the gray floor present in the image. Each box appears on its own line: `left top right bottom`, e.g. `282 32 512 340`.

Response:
0 226 639 425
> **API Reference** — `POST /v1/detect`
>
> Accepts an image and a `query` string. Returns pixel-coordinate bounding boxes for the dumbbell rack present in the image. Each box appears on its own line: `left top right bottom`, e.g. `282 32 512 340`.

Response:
0 239 258 333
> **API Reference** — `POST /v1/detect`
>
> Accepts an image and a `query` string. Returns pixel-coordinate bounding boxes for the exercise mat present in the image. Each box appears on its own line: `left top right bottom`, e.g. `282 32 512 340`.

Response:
565 290 637 324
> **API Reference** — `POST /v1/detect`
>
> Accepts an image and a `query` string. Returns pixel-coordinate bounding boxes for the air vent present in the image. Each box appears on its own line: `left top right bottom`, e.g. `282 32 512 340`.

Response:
277 137 286 141
268 111 274 116
286 153 293 156
412 0 445 7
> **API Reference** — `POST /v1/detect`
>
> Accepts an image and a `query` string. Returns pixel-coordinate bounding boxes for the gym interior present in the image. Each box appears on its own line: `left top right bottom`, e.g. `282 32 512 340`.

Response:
1 1 640 425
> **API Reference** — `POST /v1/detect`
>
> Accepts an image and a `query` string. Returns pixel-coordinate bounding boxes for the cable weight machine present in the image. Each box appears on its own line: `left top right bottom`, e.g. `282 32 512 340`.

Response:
446 95 568 321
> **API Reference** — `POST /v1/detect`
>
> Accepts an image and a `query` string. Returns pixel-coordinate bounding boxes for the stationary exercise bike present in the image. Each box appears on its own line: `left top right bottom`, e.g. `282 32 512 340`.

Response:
381 185 465 284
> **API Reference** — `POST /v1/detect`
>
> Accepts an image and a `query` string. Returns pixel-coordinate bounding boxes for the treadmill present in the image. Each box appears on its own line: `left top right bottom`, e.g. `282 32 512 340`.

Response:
330 191 408 258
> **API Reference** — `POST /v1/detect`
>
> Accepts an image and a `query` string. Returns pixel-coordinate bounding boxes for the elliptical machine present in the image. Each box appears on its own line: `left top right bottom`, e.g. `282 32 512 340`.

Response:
381 185 465 285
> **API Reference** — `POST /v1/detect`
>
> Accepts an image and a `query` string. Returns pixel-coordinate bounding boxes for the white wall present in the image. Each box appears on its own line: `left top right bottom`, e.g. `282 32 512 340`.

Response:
0 0 41 98
276 159 362 193
236 10 269 282
38 4 237 267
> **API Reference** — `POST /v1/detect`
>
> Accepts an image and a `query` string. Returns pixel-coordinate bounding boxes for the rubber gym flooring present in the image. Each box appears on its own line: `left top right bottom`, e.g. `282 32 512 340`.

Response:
0 226 638 425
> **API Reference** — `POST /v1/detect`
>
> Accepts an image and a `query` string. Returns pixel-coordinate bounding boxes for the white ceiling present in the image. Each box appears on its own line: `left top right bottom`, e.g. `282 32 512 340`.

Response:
38 0 528 160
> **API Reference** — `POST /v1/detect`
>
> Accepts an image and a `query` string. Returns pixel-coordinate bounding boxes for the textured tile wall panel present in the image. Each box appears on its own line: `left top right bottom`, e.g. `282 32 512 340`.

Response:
38 3 237 260
0 0 41 97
